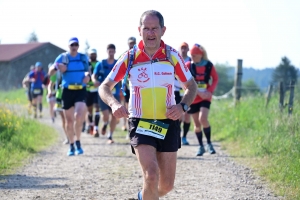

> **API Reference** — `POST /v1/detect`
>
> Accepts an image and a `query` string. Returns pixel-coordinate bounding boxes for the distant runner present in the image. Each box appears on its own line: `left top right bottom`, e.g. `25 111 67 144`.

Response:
187 44 219 156
85 48 100 137
93 44 119 144
28 62 45 118
47 70 69 144
22 65 35 114
178 42 192 145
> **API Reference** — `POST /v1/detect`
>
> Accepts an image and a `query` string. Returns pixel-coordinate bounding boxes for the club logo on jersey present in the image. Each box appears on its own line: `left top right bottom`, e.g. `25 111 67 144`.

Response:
137 67 150 82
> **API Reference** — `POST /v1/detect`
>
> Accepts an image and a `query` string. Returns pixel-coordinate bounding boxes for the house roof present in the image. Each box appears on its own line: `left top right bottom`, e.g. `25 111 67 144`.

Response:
0 42 49 62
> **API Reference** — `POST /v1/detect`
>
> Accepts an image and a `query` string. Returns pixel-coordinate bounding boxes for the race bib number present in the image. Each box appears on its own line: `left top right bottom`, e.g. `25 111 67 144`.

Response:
179 89 184 97
33 89 41 94
136 119 169 140
68 85 83 90
198 82 207 89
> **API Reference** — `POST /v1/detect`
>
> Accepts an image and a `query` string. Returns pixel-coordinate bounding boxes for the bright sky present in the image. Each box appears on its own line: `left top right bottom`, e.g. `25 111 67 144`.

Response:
0 0 299 69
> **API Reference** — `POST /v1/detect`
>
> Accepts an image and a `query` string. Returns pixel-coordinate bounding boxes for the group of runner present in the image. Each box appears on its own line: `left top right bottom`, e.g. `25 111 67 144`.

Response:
22 9 219 200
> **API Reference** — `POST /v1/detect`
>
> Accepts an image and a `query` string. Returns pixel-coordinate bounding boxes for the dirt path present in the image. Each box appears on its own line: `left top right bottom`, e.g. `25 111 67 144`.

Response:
0 112 283 200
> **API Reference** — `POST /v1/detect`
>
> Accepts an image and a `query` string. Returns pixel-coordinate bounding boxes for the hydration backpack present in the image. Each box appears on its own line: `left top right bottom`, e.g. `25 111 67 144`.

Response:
61 52 89 73
189 61 212 84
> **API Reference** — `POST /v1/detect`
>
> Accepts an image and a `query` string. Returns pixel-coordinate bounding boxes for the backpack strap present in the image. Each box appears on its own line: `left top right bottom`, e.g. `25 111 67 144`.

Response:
165 45 175 67
204 61 212 83
63 52 88 73
121 46 136 96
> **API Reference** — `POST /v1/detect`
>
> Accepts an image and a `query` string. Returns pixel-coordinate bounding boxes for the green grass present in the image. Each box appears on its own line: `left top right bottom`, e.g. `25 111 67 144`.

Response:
210 94 300 199
0 88 48 106
0 105 57 175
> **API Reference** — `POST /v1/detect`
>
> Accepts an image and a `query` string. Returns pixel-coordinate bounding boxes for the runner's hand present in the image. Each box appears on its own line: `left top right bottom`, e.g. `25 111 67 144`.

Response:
197 90 212 99
94 81 101 87
82 75 90 84
111 103 129 119
30 78 36 82
57 63 67 73
166 104 183 120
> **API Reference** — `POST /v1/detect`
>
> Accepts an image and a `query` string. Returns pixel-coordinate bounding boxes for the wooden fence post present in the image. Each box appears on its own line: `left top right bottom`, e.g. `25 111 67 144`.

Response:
234 59 243 106
288 80 295 115
265 84 273 108
279 81 284 112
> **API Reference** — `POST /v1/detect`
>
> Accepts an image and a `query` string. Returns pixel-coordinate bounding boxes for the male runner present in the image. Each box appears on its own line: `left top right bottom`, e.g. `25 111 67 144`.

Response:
28 62 45 118
22 65 34 114
49 37 90 156
85 48 101 137
93 44 120 144
99 10 197 199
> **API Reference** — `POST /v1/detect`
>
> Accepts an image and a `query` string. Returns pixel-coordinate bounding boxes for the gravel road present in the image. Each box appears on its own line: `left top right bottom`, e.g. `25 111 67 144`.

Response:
0 113 283 200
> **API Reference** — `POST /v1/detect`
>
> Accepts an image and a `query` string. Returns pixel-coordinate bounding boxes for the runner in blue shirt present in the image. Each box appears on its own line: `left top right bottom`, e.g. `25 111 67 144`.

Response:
49 37 91 156
93 44 119 144
29 62 45 118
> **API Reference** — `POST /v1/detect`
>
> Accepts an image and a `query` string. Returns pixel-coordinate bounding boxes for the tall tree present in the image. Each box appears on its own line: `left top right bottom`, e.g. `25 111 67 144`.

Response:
272 57 298 90
27 31 38 43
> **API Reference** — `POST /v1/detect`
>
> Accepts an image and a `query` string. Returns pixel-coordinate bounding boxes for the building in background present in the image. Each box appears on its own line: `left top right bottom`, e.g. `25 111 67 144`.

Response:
0 43 65 90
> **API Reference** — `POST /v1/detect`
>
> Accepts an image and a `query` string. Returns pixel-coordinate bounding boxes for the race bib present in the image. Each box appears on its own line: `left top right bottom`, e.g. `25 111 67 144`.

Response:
68 85 83 90
179 89 184 97
198 82 207 89
89 87 98 92
33 89 41 94
136 119 169 140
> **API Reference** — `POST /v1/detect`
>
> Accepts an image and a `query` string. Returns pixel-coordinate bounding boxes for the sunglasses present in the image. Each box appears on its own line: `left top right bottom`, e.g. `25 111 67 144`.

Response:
70 43 79 47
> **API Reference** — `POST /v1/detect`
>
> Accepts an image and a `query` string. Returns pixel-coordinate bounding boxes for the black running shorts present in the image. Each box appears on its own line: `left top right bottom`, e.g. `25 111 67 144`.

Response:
86 91 99 107
128 118 181 154
31 88 43 99
61 88 87 110
187 100 211 114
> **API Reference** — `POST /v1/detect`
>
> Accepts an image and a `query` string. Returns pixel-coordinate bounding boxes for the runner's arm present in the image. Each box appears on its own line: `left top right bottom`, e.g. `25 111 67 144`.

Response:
206 65 218 93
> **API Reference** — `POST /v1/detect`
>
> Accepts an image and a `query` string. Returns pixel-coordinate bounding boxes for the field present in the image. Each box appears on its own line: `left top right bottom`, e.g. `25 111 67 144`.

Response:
209 93 300 199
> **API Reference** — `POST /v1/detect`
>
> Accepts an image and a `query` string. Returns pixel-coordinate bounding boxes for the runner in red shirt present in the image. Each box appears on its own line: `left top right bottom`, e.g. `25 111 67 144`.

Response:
186 44 218 156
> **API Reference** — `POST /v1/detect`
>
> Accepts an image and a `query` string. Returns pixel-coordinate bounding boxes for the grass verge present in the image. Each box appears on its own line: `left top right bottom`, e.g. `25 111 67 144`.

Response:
0 105 57 175
210 95 300 199
0 88 48 106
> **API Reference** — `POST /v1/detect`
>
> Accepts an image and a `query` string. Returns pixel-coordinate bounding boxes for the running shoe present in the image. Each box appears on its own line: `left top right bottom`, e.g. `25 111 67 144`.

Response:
181 137 190 145
75 141 84 155
93 129 99 138
138 191 142 200
86 125 93 134
101 124 107 135
63 139 69 145
75 147 84 155
107 139 114 144
122 126 127 131
34 113 37 119
51 117 55 123
196 146 205 156
206 143 216 154
67 147 75 156
39 113 43 118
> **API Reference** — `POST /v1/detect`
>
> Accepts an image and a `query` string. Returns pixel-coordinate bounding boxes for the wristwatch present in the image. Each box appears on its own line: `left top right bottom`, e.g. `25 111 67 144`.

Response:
180 103 189 112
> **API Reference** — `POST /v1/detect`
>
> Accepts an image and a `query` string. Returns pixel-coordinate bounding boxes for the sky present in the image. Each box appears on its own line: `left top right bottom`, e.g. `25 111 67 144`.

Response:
0 0 299 69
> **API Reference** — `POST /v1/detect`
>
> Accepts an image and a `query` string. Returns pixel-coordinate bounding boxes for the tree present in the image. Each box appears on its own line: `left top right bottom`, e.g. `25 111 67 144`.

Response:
214 63 234 96
242 79 261 96
27 31 38 43
272 57 298 91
